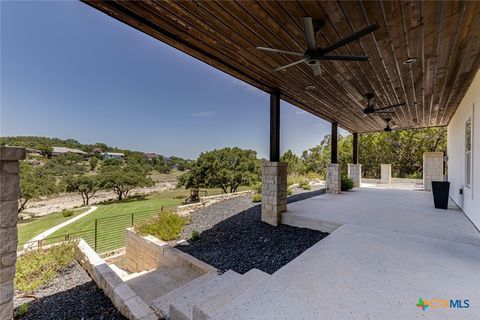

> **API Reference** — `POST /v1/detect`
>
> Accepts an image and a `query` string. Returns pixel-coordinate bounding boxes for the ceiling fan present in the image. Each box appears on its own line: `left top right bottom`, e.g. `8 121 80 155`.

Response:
363 93 406 116
383 118 399 132
257 17 379 76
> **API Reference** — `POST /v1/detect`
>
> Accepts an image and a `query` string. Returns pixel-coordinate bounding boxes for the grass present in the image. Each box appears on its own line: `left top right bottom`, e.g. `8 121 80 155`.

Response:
15 242 78 293
17 207 89 247
135 211 186 241
46 186 252 253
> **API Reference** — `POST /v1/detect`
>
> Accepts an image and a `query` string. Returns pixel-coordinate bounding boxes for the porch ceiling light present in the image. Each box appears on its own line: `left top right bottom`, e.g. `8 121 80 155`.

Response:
306 85 316 91
403 57 417 65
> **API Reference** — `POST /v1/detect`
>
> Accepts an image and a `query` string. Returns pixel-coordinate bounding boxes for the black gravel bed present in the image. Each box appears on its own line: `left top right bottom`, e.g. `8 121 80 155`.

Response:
14 262 125 320
177 187 328 274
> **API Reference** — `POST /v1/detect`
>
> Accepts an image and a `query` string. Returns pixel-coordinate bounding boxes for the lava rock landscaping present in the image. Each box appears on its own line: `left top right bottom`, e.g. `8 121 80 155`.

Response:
177 187 328 274
14 262 125 320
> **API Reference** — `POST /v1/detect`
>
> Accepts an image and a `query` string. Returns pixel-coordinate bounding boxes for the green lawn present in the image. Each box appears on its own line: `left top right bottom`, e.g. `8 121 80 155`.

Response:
47 187 252 253
17 207 89 247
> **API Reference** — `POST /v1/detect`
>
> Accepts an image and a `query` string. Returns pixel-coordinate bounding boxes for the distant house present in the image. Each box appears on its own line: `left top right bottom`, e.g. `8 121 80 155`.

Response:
51 146 87 157
144 152 157 161
102 152 125 160
25 148 42 156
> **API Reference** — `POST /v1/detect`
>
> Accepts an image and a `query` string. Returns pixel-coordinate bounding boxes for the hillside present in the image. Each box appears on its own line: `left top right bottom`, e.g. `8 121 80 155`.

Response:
0 136 130 154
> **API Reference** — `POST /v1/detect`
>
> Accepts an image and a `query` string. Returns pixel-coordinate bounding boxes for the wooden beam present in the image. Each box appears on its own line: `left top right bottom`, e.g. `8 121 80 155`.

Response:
353 132 359 164
331 122 338 164
270 92 280 162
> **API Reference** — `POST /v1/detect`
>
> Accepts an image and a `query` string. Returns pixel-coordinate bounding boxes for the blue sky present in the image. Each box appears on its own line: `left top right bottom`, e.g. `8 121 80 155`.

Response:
1 1 341 159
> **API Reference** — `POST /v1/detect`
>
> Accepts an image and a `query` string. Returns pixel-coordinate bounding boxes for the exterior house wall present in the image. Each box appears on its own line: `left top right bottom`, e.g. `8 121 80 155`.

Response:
447 70 480 229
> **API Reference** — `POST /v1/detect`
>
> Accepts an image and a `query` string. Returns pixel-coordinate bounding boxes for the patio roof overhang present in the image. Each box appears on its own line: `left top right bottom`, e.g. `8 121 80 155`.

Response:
84 1 480 133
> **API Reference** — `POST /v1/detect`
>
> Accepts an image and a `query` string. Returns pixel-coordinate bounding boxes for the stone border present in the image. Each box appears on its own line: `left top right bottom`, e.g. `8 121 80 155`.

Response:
125 228 218 275
176 190 253 215
76 239 157 320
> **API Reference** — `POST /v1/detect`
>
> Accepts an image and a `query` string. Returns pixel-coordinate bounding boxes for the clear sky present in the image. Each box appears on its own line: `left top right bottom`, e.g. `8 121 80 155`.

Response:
1 1 344 159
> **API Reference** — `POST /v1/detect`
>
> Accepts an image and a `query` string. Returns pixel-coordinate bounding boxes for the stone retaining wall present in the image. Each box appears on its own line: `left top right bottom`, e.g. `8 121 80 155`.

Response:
176 190 253 215
77 239 157 320
125 228 218 275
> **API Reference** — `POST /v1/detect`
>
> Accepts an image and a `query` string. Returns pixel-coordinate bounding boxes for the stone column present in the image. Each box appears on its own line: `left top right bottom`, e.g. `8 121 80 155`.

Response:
423 152 444 191
347 164 362 188
380 164 391 184
326 163 341 194
0 147 26 320
261 161 287 226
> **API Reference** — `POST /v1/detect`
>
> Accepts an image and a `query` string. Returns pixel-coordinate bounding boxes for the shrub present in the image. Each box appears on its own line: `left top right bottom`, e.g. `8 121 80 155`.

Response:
62 209 74 217
299 178 311 190
16 303 29 318
191 230 200 241
15 242 78 293
252 182 262 194
135 211 186 241
287 188 293 196
341 175 354 191
251 193 262 202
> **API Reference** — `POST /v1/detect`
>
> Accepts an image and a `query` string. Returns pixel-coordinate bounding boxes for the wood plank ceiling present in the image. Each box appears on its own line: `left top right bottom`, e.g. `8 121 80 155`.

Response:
84 0 480 133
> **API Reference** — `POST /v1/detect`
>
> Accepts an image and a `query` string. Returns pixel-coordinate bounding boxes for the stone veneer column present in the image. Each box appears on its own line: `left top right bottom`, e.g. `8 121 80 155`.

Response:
381 164 391 184
261 161 287 226
347 164 362 188
326 163 341 194
423 152 444 191
0 147 26 320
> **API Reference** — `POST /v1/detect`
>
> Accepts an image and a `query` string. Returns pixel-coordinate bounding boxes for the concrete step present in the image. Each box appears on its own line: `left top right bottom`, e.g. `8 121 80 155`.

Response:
281 212 342 233
109 264 130 280
169 270 241 320
122 269 150 281
192 269 269 320
151 271 218 319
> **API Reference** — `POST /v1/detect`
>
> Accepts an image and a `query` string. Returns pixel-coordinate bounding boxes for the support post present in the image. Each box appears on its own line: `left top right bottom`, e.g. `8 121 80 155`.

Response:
270 92 280 162
381 164 392 184
423 152 444 191
261 92 287 226
327 123 341 193
0 147 26 320
331 122 338 164
348 133 361 187
352 132 358 165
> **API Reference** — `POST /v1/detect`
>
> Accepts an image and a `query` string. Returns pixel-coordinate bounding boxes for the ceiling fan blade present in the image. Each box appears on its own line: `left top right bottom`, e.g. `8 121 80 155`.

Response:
256 47 304 56
375 102 406 112
272 58 306 72
301 17 317 51
322 23 379 54
311 64 321 77
322 55 369 61
374 111 395 114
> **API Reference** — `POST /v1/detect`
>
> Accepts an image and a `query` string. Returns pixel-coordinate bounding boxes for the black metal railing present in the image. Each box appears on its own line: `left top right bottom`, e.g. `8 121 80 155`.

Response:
19 203 178 253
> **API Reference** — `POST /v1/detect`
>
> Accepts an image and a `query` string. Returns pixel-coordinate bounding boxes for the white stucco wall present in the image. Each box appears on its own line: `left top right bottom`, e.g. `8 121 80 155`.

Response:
447 70 480 229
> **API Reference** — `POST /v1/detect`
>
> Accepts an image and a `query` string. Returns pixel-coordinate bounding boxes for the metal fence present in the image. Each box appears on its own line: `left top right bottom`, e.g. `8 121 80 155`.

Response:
19 203 178 254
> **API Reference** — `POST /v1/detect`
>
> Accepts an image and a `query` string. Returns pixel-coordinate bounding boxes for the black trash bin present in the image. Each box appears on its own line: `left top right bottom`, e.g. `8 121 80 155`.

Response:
431 181 450 209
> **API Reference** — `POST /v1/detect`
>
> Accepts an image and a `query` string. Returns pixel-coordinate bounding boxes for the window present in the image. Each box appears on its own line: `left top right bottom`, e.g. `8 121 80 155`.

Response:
466 118 472 188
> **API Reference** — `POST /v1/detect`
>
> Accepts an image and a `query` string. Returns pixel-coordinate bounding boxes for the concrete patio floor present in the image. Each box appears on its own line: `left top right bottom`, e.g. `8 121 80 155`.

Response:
213 187 480 319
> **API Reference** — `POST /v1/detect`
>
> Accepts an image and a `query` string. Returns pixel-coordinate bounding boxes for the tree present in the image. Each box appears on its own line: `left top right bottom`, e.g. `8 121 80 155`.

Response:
99 165 154 201
65 175 101 205
177 147 260 193
280 150 304 174
18 163 57 213
89 157 99 171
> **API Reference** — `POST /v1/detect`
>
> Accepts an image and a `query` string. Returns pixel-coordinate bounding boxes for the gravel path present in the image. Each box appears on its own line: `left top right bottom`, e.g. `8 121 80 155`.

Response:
14 262 125 320
177 187 327 274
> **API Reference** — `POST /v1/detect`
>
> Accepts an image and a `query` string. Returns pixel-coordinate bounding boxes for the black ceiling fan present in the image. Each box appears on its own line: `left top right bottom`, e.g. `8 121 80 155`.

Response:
363 93 406 116
257 17 379 77
383 118 399 132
